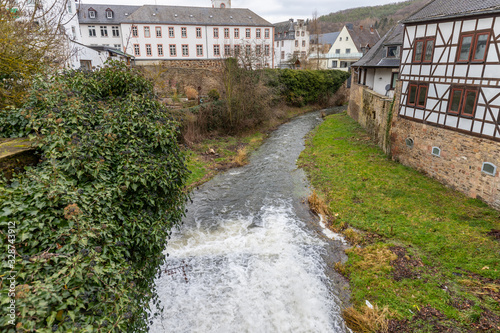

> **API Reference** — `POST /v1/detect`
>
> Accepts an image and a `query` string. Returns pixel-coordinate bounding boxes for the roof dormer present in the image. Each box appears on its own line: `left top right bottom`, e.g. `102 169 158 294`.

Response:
88 8 96 19
105 8 113 19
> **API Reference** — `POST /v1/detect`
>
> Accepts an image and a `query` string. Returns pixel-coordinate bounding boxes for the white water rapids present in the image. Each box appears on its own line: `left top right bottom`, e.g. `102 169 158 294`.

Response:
150 110 351 332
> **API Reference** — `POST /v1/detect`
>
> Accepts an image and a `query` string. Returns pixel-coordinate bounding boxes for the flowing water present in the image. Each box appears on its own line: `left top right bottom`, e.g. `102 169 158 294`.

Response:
150 109 351 333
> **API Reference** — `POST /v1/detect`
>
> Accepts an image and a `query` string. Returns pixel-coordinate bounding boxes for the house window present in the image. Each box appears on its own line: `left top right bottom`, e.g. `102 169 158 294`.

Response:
276 41 279 47
346 48 351 54
71 26 76 39
301 51 306 58
234 45 240 56
447 86 478 117
339 37 342 41
88 26 96 37
146 44 152 56
132 26 138 37
214 44 220 56
458 32 490 62
281 51 285 59
89 10 96 19
407 83 428 108
169 27 174 38
340 61 348 68
335 49 340 54
144 26 150 38
112 26 119 37
302 40 306 47
106 10 113 19
156 27 162 37
100 26 108 37
346 37 349 41
196 27 202 38
67 2 72 14
246 28 251 38
332 61 337 68
390 73 399 89
265 29 270 38
158 44 163 56
114 44 121 50
169 44 176 56
264 44 270 56
256 45 261 55
213 28 219 38
181 27 187 38
234 28 239 38
256 28 261 38
482 162 497 176
182 44 189 56
196 44 203 56
387 46 398 58
295 40 298 47
431 147 441 157
246 44 251 55
224 44 231 56
413 37 435 63
133 44 140 56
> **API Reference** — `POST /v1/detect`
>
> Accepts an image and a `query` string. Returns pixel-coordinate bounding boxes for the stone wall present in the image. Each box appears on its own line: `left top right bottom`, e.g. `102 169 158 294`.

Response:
390 114 500 209
347 82 394 154
137 60 225 97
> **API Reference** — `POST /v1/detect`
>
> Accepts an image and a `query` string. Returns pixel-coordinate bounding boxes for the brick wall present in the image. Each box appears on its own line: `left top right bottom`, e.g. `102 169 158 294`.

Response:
347 82 394 154
390 98 500 210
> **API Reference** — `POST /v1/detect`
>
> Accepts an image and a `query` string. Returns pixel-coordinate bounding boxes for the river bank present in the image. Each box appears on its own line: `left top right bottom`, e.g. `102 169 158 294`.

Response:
299 112 500 332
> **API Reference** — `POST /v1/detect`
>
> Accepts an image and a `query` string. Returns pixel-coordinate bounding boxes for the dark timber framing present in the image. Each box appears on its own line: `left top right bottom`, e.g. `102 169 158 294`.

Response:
398 12 500 142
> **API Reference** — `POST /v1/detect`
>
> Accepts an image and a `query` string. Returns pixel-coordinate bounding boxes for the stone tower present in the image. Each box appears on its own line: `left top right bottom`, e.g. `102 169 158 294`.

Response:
212 0 231 8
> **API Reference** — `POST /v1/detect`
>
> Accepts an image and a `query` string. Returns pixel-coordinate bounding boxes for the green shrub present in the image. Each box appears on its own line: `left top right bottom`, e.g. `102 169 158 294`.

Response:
0 62 189 332
207 89 220 101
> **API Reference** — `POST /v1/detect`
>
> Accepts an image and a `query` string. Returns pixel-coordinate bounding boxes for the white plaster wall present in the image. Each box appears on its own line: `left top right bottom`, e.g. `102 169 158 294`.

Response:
327 26 357 54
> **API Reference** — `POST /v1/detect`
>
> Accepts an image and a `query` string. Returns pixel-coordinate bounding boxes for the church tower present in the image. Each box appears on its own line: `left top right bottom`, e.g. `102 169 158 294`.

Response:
212 0 231 8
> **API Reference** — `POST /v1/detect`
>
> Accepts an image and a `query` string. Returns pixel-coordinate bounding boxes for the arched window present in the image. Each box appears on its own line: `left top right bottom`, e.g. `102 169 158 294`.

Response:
221 3 225 8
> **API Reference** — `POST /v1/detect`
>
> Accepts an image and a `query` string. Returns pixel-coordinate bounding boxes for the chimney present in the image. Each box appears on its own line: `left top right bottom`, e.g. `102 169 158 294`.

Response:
360 25 363 30
370 25 374 33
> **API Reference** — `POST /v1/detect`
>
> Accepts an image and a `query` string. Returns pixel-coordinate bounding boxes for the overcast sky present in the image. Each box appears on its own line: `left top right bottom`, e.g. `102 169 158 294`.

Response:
81 0 405 23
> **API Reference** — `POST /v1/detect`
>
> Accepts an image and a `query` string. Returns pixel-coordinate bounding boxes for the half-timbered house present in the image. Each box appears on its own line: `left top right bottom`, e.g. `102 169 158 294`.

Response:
391 0 500 208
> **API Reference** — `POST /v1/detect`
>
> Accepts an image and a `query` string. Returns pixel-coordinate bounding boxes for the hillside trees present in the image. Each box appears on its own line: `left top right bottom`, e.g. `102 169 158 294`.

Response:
0 62 189 332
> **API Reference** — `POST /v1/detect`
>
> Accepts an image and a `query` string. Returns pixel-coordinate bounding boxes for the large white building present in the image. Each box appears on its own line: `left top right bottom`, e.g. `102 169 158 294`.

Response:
273 19 309 68
77 1 275 68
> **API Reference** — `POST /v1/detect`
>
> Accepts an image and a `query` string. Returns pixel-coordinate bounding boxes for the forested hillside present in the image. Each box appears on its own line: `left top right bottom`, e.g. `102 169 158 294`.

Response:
313 0 431 36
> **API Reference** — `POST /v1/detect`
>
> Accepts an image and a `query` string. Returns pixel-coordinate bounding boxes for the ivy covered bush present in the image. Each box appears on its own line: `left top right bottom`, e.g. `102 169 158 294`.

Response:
0 62 189 332
266 69 351 107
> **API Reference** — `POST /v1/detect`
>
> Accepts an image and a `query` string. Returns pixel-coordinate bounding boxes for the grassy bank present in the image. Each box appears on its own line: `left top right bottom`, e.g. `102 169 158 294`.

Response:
184 104 317 189
299 112 500 332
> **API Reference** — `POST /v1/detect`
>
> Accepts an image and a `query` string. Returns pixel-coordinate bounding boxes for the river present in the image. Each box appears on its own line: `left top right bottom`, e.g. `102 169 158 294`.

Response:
150 109 351 333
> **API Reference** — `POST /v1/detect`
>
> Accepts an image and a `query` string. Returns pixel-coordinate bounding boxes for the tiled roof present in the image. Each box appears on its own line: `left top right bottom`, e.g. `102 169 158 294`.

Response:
403 0 500 24
310 32 340 45
125 5 272 26
348 25 380 51
78 4 140 24
352 23 404 68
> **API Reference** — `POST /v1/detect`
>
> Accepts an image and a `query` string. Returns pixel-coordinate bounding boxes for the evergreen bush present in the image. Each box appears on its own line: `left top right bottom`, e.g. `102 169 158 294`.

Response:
0 62 189 332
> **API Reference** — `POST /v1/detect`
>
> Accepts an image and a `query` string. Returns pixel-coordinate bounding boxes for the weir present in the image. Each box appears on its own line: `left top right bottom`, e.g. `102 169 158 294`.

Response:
150 110 351 332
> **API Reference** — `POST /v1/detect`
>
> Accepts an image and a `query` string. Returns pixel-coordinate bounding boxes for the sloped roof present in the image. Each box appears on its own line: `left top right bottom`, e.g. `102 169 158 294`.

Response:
403 0 500 24
274 20 295 34
78 4 140 24
126 5 272 26
311 32 340 45
352 23 404 68
348 25 380 50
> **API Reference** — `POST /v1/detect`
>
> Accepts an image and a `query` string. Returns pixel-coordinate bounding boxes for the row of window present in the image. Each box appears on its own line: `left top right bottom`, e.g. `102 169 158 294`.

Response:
407 83 479 117
88 9 113 19
412 30 490 63
280 51 306 59
133 44 271 57
275 40 307 48
88 26 120 38
130 26 271 39
276 31 306 38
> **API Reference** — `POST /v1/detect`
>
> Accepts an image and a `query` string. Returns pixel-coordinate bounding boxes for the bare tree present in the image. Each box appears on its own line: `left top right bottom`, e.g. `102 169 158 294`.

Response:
310 10 321 70
0 0 75 108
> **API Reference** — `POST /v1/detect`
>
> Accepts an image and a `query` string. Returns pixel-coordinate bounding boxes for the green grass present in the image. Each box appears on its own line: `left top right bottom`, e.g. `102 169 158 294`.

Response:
299 112 500 330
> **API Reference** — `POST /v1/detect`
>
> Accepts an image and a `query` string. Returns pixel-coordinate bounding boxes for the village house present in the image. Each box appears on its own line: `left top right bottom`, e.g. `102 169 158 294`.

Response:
77 1 274 68
309 24 380 71
273 18 310 68
391 0 500 209
347 23 404 152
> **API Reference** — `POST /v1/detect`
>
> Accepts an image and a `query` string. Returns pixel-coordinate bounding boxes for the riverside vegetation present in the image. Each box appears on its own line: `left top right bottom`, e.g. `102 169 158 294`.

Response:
0 60 349 331
299 112 500 332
